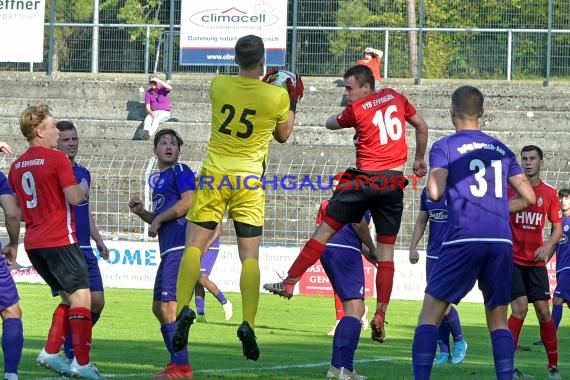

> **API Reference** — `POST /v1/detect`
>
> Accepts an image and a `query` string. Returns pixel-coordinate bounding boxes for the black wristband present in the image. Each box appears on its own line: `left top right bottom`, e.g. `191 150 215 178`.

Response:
290 100 297 113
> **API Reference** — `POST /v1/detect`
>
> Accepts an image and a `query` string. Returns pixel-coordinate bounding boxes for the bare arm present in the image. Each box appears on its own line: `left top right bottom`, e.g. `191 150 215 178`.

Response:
540 222 562 262
409 210 428 264
352 217 377 265
508 173 536 213
129 195 155 224
325 114 342 130
63 179 89 206
0 193 20 265
273 111 296 143
427 167 447 202
89 210 109 260
148 190 194 237
406 112 429 177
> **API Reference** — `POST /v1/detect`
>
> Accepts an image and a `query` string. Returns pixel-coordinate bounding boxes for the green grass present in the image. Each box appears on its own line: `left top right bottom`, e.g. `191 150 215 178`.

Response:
14 283 569 379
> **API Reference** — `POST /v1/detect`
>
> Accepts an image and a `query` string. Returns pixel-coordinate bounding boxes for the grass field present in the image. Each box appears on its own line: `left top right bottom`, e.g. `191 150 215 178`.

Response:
13 283 569 379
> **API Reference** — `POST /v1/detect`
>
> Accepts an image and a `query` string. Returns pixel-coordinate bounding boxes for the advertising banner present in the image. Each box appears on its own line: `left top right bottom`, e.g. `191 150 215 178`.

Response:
0 0 46 62
179 0 288 66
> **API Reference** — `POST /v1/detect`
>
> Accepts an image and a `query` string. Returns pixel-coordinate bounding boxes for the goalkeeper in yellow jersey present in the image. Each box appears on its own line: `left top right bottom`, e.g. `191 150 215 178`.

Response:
172 34 304 361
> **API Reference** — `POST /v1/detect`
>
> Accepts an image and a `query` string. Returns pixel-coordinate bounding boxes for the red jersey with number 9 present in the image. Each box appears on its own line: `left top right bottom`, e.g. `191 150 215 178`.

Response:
9 146 78 250
336 88 417 171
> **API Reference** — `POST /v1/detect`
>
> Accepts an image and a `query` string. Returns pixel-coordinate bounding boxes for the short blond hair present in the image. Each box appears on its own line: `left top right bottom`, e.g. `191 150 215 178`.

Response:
20 103 52 142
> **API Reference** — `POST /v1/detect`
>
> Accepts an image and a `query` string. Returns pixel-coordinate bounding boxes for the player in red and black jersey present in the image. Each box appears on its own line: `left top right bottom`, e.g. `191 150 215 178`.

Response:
264 64 429 343
8 104 102 379
507 145 563 379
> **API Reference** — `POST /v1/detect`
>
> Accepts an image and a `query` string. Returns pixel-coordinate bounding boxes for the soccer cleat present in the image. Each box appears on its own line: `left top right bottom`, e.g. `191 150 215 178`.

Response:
4 373 18 380
370 316 387 343
172 306 196 353
548 366 562 380
513 368 534 379
69 358 104 379
337 367 367 380
36 348 71 376
153 363 193 379
451 339 467 364
153 363 175 379
361 305 369 331
532 339 544 346
237 321 260 361
223 300 233 321
327 325 337 337
433 352 450 365
516 344 532 352
195 314 207 323
262 276 299 299
326 365 340 378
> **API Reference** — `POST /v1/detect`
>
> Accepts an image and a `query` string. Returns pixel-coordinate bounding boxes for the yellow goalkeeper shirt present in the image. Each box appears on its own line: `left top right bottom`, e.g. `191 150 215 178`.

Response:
203 74 290 177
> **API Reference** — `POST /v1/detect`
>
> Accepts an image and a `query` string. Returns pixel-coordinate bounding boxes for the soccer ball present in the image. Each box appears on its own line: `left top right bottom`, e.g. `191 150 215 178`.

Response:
266 69 297 90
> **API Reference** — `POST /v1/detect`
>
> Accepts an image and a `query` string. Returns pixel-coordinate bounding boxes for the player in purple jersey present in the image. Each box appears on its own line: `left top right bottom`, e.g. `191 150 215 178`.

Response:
550 188 570 331
56 121 110 363
129 129 194 379
317 188 376 379
411 85 536 380
194 231 233 323
0 142 23 380
409 187 467 365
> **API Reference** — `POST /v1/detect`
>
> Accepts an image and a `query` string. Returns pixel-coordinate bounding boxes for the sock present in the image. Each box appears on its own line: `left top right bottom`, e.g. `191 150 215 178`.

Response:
288 239 326 278
412 324 438 380
241 258 260 328
195 297 205 315
45 304 70 354
63 309 101 360
161 322 189 366
68 307 92 366
540 319 558 368
331 316 361 372
491 329 514 380
2 318 23 373
176 246 201 316
446 306 464 341
507 315 524 349
334 293 345 321
376 261 394 304
552 304 563 331
437 321 450 353
215 291 228 305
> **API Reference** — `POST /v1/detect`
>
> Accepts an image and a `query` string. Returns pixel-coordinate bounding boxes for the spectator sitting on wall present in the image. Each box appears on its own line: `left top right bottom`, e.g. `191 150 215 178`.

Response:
139 74 173 141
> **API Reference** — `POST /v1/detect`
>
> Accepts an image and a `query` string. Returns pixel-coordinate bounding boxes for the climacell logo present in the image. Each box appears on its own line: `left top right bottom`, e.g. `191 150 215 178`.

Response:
190 6 279 28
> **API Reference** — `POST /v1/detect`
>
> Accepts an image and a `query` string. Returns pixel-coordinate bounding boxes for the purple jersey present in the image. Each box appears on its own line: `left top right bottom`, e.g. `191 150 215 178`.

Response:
420 187 447 258
152 163 195 256
328 211 372 251
0 172 19 311
555 216 570 273
429 130 523 246
72 163 91 248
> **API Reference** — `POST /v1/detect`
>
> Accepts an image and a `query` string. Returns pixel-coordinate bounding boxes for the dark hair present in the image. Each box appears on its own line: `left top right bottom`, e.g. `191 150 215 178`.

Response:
451 85 484 119
521 145 543 160
56 120 76 132
234 35 264 70
343 65 375 90
154 129 183 149
559 188 570 198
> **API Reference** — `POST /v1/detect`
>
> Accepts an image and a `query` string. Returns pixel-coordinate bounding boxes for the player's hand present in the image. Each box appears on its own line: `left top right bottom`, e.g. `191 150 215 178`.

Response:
128 195 144 215
287 73 304 103
412 158 427 177
97 241 110 260
409 247 419 264
0 141 13 155
2 245 17 266
533 244 550 262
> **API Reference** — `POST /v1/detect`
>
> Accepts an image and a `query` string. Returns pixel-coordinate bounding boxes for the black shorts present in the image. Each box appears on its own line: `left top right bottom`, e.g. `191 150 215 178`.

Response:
27 244 90 294
326 168 408 238
511 264 551 303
